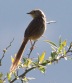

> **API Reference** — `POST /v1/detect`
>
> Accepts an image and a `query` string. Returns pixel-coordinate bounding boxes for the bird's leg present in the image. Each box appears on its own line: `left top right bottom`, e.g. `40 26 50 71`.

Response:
28 40 37 58
30 40 35 51
30 39 33 46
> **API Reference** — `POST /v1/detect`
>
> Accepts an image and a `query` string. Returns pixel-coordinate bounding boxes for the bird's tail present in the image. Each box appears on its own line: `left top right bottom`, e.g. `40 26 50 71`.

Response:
10 37 29 72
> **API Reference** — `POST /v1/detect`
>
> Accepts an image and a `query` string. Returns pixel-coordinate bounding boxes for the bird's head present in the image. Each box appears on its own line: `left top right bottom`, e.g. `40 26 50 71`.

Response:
27 9 46 18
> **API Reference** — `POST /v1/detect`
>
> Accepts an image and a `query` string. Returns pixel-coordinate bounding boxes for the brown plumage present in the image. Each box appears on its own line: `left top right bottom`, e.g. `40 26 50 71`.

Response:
10 9 46 72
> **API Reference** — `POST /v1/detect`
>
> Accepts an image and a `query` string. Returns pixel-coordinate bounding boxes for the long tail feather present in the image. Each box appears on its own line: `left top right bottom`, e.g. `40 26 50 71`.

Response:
10 37 29 72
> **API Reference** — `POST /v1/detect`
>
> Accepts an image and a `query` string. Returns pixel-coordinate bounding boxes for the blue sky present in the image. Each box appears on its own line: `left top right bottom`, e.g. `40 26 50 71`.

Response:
0 0 72 83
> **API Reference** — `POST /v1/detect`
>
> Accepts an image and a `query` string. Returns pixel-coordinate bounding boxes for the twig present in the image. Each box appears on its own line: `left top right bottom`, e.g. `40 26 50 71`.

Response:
66 42 72 54
0 38 14 65
10 67 36 83
3 76 7 82
47 21 56 24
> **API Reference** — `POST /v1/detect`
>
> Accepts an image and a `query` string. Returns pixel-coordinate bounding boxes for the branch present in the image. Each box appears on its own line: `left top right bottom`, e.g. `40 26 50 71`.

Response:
47 20 56 24
0 38 14 66
66 42 72 54
41 42 72 66
9 41 72 83
10 67 36 83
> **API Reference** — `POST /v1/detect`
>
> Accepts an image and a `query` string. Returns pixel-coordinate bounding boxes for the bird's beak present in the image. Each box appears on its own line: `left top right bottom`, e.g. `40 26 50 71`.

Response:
27 12 31 14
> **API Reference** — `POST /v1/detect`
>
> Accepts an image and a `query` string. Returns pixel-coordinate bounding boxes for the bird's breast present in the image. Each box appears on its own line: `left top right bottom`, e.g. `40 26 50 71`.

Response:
24 17 46 40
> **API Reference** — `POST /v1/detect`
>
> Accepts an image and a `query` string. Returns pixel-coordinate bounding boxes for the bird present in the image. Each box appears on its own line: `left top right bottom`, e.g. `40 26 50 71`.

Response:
10 9 47 72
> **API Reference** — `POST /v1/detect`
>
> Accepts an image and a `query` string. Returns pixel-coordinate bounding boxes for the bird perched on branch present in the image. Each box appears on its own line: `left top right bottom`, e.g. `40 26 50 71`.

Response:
10 9 46 72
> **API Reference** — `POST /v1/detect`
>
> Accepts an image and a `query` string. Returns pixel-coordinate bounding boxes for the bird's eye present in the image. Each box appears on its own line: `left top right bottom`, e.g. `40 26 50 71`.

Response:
33 11 36 13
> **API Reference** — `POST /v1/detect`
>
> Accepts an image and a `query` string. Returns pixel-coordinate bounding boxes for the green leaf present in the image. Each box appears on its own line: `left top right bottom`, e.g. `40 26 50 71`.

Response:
7 73 11 82
23 57 27 63
41 60 48 66
61 40 67 47
67 57 72 60
39 66 45 73
0 79 3 83
59 36 62 46
51 51 58 59
22 77 28 82
51 46 57 51
0 73 3 78
64 57 67 60
13 71 19 79
27 77 35 80
58 40 67 53
45 40 57 47
63 48 66 55
23 58 32 68
39 52 45 63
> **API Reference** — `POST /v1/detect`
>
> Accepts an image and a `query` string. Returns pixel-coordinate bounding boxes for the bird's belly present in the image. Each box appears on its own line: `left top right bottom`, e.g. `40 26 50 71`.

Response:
30 26 45 40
